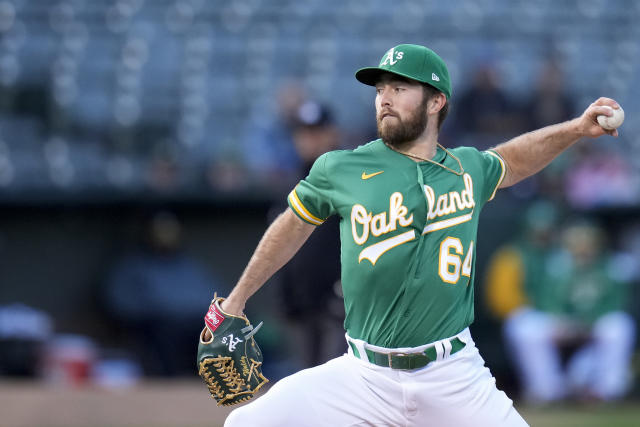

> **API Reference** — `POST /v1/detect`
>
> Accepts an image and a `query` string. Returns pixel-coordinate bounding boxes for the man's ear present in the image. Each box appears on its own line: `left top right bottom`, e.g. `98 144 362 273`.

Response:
428 93 447 114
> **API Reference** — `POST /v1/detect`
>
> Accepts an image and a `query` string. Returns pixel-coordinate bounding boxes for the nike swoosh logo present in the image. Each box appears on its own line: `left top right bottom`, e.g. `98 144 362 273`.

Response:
361 171 384 180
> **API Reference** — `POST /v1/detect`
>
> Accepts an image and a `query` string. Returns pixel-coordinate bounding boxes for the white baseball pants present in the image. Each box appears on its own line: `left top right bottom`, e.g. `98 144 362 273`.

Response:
504 308 636 402
225 329 528 426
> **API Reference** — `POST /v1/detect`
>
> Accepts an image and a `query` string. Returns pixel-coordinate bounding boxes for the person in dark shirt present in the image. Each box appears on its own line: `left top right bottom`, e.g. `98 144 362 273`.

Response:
276 101 344 372
104 210 226 376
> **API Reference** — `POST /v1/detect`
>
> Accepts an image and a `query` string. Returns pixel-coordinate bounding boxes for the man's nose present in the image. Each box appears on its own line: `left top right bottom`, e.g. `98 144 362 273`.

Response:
379 89 392 107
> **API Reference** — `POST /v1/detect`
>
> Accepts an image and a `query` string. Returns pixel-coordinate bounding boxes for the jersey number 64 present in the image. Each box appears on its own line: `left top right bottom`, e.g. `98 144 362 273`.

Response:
438 237 474 285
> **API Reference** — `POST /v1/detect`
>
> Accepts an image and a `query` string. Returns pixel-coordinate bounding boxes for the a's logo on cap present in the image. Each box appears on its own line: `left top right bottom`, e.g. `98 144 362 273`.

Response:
431 73 440 82
380 48 404 67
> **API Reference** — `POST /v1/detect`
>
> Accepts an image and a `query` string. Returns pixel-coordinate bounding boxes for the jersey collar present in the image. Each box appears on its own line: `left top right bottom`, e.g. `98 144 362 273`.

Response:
378 139 447 165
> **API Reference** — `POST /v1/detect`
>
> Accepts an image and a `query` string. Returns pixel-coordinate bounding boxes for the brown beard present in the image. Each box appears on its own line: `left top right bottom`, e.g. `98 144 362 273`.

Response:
377 96 429 148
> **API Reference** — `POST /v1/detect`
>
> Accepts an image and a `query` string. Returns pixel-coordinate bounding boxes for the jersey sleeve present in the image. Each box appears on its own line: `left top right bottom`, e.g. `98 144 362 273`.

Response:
479 149 506 204
287 152 336 226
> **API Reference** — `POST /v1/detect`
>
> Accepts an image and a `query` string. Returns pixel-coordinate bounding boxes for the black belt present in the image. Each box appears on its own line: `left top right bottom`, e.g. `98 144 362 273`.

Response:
349 337 466 370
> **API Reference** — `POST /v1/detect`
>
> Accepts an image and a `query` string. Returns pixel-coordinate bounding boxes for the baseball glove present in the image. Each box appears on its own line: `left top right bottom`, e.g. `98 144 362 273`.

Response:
197 297 268 406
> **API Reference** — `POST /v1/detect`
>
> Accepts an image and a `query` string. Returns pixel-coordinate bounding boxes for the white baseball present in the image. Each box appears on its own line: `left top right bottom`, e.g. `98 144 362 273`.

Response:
597 105 624 130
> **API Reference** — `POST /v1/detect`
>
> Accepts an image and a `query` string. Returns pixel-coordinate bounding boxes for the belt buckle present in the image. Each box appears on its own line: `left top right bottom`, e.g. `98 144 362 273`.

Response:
387 352 407 368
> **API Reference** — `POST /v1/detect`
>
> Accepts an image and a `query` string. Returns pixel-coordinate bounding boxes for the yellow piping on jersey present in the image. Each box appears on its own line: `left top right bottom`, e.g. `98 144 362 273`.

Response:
288 188 324 225
485 150 506 201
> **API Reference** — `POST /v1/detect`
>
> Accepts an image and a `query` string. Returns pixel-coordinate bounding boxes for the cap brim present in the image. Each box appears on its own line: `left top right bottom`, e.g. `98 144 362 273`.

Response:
355 67 425 86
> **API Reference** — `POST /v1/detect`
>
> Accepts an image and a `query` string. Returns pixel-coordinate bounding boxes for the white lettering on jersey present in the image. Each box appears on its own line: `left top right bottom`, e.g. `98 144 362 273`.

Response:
424 173 475 220
351 192 414 265
351 192 413 245
350 175 476 265
359 230 415 265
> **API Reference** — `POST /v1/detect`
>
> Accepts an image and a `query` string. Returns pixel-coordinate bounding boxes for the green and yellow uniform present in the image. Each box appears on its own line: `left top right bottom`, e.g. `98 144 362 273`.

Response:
288 139 505 347
485 241 556 318
550 253 630 325
226 44 529 427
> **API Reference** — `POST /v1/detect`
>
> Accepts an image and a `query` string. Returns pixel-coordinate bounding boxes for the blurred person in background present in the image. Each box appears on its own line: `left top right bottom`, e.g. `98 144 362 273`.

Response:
511 60 576 201
274 100 344 374
564 143 638 209
243 80 309 190
485 200 563 401
522 59 575 131
102 210 227 376
485 200 560 321
453 63 523 149
499 220 636 403
521 58 637 208
0 303 52 377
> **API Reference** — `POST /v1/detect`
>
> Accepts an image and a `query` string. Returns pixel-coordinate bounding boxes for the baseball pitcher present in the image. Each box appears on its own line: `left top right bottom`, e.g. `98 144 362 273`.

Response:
198 44 623 426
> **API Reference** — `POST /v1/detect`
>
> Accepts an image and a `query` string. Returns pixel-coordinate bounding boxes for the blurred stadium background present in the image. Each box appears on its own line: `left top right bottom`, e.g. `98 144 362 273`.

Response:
0 0 639 426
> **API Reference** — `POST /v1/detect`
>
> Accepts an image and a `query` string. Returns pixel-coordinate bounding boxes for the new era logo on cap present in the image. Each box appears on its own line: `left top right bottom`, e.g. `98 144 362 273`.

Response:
432 73 440 82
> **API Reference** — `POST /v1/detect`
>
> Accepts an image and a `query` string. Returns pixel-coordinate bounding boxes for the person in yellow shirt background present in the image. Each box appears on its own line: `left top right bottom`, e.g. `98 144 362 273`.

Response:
486 202 636 403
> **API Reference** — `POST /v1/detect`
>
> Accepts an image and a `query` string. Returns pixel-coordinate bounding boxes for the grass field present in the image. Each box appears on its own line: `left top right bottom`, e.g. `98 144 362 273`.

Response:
519 402 640 427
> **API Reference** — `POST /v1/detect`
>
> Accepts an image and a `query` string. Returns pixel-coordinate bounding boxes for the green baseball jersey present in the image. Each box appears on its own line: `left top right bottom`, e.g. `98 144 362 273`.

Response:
518 242 561 313
547 252 629 325
287 139 505 348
